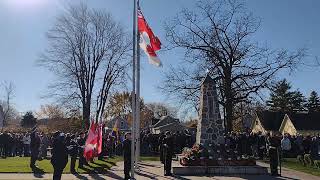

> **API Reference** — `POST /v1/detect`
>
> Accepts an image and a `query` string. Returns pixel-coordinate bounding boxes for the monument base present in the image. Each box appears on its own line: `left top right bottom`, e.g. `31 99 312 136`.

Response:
172 164 268 175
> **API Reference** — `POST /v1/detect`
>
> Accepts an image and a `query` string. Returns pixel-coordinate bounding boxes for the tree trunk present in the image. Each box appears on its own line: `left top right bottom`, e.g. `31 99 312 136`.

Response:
82 103 91 130
225 99 233 132
224 70 233 132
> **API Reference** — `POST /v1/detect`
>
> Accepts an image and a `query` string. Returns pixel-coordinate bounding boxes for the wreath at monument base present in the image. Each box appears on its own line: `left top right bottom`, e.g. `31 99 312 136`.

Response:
180 158 256 166
180 144 256 166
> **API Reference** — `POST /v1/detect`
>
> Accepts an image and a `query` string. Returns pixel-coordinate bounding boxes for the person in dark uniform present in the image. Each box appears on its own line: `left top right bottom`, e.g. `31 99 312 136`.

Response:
30 127 40 169
268 131 281 176
158 132 166 164
163 131 174 176
51 132 68 180
68 134 79 174
122 132 131 180
257 132 266 160
77 132 87 168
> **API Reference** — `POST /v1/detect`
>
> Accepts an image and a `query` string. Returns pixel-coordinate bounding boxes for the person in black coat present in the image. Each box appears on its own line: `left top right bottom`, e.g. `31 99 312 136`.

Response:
268 132 281 176
158 133 166 164
122 132 131 180
30 127 40 169
68 135 79 174
257 132 266 160
51 132 68 180
163 131 174 176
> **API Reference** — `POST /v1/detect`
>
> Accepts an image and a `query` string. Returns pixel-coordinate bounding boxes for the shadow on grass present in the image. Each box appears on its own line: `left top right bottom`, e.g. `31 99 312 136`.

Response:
77 159 117 174
78 166 95 174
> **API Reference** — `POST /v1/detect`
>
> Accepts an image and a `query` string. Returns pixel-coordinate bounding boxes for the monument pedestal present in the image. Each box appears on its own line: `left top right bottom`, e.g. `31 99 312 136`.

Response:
172 165 268 175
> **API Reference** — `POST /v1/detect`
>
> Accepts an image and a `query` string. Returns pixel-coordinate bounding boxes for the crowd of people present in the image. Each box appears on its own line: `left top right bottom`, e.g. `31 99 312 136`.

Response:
1 127 320 178
0 131 50 158
222 131 320 160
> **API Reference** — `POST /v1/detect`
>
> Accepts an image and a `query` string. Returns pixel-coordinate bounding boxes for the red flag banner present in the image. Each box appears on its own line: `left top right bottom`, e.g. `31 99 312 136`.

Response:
83 121 98 160
138 7 162 67
97 123 103 154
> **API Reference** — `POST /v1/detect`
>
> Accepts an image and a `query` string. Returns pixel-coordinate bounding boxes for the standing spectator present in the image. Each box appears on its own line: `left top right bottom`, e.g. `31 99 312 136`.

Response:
68 134 79 174
281 133 291 158
40 133 49 159
30 127 41 169
11 134 19 157
163 131 174 176
268 132 281 176
2 132 9 158
310 136 320 160
295 134 304 155
122 132 131 180
158 132 166 164
106 134 113 158
51 132 68 180
23 133 31 157
77 132 87 168
16 134 23 157
0 132 4 157
257 132 266 160
303 135 312 154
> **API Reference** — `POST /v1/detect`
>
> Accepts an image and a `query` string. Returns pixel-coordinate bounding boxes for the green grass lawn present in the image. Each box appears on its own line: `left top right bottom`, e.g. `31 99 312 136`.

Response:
0 156 159 174
262 158 320 177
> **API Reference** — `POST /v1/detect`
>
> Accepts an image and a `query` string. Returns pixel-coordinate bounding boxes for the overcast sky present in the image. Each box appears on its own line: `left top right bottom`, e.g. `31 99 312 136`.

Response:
0 0 319 116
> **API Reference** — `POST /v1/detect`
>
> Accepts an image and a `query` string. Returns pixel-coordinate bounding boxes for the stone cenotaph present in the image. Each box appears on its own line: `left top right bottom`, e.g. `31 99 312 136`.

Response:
196 74 225 145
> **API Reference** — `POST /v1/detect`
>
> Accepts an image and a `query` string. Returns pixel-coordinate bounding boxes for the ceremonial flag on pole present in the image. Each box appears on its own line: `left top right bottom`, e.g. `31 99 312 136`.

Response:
97 122 103 154
83 121 98 160
138 6 162 67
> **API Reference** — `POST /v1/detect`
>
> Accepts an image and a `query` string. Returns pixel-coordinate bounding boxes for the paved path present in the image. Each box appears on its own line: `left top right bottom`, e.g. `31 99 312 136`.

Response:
0 161 319 180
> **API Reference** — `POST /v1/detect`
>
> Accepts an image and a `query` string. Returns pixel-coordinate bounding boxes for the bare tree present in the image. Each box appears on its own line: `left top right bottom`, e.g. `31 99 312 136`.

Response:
0 81 15 127
161 0 307 131
36 104 66 119
145 102 178 119
39 3 130 128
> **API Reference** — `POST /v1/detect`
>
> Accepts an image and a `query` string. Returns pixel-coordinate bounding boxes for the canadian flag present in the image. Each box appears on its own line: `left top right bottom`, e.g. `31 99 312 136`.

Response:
138 7 162 67
83 121 99 161
96 123 103 155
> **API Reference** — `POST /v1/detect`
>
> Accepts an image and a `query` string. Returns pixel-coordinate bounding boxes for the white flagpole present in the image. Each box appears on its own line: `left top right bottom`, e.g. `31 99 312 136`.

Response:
131 0 137 178
135 0 141 165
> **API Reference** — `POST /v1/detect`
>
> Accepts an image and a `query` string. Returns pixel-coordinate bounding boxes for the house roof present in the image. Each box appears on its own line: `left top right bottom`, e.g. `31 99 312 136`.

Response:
256 111 286 131
286 112 320 131
153 122 178 130
153 116 179 128
107 116 130 130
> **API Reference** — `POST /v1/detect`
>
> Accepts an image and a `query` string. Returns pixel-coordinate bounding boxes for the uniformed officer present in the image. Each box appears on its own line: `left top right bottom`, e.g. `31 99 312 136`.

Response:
163 131 174 176
77 132 87 168
122 132 131 180
51 132 68 180
68 134 79 174
30 126 40 169
268 131 281 176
